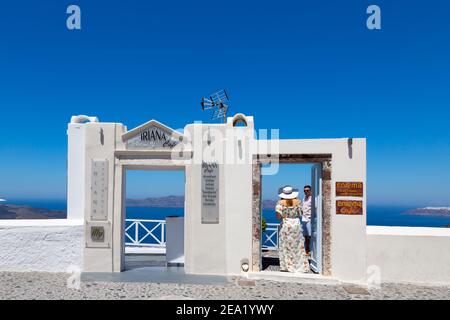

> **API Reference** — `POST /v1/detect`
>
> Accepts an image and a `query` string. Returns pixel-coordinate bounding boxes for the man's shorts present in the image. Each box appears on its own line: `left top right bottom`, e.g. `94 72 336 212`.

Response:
301 219 311 237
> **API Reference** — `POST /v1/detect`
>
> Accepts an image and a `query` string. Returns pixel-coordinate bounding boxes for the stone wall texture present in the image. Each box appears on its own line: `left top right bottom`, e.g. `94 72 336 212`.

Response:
321 160 332 276
251 161 262 272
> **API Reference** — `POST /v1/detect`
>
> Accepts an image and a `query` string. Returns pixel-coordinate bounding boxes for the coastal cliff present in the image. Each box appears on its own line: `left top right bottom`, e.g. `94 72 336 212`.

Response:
127 195 185 208
128 197 281 210
404 207 450 217
0 204 66 219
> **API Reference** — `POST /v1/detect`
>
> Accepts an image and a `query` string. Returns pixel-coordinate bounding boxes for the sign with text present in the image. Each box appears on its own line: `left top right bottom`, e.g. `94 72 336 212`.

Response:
91 226 105 242
85 221 111 248
336 182 363 197
126 125 180 150
336 200 363 215
201 162 219 224
91 159 108 221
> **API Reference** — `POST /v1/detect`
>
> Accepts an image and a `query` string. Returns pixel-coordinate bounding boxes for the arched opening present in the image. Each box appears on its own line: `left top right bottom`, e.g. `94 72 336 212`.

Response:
232 113 248 127
70 115 99 124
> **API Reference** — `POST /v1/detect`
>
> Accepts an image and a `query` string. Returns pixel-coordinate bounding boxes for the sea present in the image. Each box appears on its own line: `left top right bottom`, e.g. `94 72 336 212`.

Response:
4 199 450 228
3 199 449 247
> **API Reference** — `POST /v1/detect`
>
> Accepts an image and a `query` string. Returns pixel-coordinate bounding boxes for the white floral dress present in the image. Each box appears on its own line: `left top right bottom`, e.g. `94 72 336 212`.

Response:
275 200 310 273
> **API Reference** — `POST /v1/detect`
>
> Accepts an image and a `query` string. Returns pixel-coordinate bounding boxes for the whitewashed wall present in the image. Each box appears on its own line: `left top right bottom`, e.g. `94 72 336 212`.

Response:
0 220 83 272
68 116 450 285
67 123 86 220
272 138 367 282
367 226 450 284
184 117 255 275
82 122 120 272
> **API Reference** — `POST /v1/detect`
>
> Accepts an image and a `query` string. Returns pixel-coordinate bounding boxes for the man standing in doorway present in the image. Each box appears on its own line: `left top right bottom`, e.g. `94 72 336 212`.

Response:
302 185 312 256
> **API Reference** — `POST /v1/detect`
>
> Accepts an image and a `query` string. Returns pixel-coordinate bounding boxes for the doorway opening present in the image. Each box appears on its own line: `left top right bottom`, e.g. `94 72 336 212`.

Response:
252 154 332 276
124 169 185 271
260 163 321 273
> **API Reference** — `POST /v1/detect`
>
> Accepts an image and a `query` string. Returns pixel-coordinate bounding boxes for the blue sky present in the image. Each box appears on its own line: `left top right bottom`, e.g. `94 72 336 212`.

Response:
0 1 449 206
126 165 312 201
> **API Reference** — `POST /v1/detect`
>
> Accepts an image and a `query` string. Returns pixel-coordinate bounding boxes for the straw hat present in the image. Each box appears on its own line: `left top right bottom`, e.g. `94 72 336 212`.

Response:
278 186 299 199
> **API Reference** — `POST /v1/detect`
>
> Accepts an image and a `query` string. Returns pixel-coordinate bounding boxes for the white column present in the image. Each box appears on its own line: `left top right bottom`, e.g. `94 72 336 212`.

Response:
67 122 86 220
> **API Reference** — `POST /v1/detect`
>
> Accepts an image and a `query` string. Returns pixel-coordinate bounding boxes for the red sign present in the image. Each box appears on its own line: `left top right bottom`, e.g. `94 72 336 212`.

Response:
336 200 363 215
336 182 363 197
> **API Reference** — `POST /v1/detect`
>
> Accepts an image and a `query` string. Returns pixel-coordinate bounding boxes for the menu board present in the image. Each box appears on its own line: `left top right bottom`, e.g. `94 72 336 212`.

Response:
201 161 219 224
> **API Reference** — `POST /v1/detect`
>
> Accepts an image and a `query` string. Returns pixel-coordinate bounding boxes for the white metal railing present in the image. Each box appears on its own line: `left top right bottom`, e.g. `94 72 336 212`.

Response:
262 223 279 250
125 218 278 251
125 219 166 247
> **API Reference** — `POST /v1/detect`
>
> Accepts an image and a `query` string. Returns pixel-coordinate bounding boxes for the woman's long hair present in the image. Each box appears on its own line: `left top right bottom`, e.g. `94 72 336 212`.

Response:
280 198 299 206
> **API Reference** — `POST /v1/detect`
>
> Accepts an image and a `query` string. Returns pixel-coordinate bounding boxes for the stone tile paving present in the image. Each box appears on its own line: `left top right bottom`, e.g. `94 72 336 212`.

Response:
0 272 449 300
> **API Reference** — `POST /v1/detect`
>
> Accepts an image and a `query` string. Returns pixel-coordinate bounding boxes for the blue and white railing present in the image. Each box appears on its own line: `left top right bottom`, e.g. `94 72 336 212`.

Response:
262 223 279 250
125 219 279 251
125 219 166 247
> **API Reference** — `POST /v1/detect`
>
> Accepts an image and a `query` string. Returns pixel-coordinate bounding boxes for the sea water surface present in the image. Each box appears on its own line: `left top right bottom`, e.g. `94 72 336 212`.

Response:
4 200 449 247
4 199 450 228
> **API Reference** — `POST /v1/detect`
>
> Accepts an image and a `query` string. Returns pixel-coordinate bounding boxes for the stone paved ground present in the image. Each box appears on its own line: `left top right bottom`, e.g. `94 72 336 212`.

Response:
0 272 449 300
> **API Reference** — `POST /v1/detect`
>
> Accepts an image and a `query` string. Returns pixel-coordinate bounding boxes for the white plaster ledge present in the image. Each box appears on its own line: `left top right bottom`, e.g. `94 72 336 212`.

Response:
125 246 166 254
367 226 450 237
0 220 84 272
248 271 339 285
0 219 84 228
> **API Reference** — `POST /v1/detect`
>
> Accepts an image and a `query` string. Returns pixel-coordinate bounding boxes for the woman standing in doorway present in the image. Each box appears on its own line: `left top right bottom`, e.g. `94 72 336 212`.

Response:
275 186 310 273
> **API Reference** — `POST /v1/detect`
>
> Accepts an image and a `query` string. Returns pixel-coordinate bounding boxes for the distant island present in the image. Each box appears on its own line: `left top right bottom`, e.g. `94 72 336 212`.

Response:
6 197 448 222
403 207 450 217
127 196 279 210
262 199 277 210
127 195 185 207
0 204 66 219
0 196 281 219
